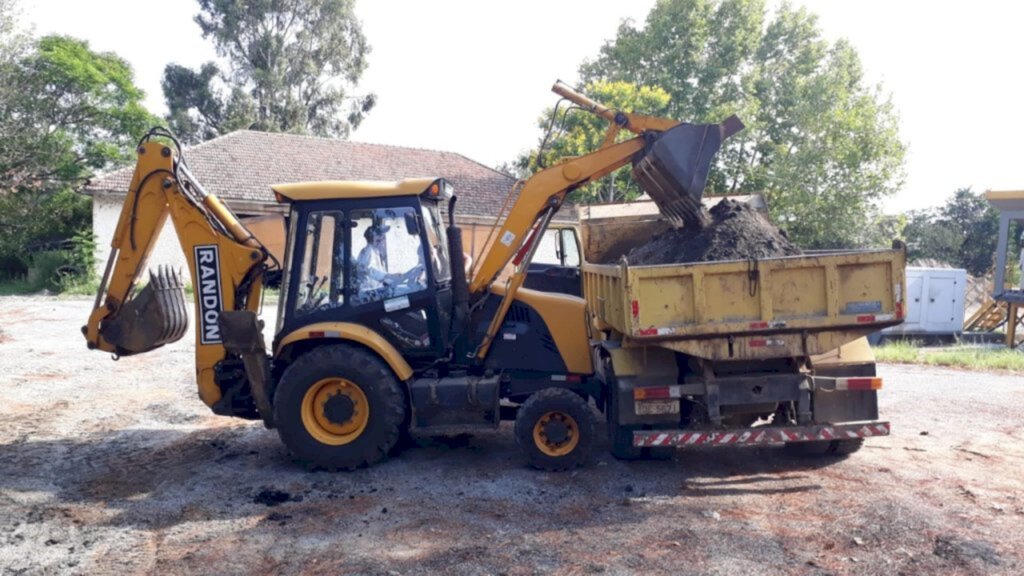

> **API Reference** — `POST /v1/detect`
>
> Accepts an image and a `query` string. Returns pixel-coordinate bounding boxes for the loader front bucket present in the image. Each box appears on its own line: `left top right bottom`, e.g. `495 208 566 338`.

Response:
100 266 188 355
632 115 745 229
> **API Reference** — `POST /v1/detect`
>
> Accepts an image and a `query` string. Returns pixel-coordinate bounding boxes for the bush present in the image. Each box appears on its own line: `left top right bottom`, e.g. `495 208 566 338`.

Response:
5 229 97 294
26 251 71 291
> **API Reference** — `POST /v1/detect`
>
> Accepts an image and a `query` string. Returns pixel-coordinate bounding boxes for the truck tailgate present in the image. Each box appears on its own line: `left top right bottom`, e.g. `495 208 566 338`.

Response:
583 248 906 360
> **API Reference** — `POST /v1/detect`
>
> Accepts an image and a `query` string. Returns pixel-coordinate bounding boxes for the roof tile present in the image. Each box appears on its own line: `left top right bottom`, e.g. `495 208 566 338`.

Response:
86 130 521 219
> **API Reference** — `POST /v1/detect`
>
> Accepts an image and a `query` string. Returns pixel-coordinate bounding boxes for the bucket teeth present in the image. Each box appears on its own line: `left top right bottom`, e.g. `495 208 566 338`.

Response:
99 265 189 355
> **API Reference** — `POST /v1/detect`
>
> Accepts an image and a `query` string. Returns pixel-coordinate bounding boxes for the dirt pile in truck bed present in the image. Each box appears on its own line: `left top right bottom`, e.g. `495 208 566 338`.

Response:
621 198 802 265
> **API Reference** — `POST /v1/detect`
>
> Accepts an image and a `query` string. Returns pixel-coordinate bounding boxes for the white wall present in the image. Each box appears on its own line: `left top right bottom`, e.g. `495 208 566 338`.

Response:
93 195 190 281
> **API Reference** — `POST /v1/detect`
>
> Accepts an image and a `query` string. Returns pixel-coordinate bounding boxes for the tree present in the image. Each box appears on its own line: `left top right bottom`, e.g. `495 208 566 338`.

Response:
903 188 1001 276
164 0 375 143
534 0 906 248
903 208 959 264
0 29 155 277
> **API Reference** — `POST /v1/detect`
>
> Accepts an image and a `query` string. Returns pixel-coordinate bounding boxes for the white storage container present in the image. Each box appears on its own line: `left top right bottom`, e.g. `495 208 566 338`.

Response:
883 267 967 337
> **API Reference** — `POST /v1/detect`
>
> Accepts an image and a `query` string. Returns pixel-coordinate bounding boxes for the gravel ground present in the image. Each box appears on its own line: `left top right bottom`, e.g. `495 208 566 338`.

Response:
1 296 1023 575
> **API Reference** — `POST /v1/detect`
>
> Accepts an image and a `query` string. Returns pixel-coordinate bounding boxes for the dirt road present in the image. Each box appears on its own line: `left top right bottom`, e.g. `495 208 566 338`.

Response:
1 296 1022 575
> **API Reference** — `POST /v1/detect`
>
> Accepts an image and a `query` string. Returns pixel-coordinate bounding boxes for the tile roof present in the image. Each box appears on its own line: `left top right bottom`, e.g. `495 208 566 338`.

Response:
85 130 522 219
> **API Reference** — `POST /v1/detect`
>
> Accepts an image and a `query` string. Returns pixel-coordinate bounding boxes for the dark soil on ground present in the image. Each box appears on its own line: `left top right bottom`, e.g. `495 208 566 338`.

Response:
621 198 803 265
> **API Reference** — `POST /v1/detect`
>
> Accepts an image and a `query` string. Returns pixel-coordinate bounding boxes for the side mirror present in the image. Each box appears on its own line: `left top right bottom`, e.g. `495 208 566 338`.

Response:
404 211 421 236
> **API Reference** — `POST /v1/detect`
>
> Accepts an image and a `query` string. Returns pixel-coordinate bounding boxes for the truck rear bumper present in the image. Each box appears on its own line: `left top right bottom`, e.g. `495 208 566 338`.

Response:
633 421 890 448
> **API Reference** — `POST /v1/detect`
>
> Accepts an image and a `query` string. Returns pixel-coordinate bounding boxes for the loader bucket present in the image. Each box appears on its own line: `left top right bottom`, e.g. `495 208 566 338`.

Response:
632 115 745 229
100 266 188 355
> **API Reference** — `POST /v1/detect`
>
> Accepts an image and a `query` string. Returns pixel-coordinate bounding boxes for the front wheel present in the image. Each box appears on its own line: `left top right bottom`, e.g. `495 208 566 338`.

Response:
515 388 596 471
274 344 406 470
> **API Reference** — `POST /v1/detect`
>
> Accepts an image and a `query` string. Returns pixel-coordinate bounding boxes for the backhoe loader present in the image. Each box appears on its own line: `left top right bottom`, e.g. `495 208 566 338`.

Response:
84 82 899 470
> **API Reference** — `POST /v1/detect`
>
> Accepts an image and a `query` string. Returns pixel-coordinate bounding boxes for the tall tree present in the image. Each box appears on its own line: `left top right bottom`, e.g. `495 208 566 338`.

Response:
541 0 906 248
903 188 1001 276
164 0 374 143
0 30 154 276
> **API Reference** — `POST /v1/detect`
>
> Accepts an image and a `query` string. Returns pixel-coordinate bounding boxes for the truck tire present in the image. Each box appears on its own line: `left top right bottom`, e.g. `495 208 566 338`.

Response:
607 392 643 460
273 344 406 471
515 388 595 471
783 438 863 457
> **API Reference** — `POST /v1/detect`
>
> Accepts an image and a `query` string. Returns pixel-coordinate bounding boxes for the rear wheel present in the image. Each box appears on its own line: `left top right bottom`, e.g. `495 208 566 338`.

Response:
515 388 595 471
603 358 642 460
274 344 406 470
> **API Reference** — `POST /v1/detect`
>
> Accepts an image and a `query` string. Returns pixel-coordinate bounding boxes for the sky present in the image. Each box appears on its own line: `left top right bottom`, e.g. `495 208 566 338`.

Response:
17 0 1024 214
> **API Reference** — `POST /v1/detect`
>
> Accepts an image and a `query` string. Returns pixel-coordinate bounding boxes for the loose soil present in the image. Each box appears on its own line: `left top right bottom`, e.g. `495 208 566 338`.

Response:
622 199 802 265
2 297 1023 575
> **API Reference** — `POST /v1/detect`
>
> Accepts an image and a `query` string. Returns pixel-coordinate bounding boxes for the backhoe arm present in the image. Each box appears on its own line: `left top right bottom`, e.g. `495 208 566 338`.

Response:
84 134 268 408
468 137 646 295
467 82 742 361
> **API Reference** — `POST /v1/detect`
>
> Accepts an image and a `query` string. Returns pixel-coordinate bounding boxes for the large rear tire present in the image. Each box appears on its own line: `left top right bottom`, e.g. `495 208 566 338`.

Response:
515 388 595 471
274 344 406 470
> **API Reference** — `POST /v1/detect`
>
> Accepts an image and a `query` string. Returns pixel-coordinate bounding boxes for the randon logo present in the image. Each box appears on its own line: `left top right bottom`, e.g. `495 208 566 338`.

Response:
194 245 223 344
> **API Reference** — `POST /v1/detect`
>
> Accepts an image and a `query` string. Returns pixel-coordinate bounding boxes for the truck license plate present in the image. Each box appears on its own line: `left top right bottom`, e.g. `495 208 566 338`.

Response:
634 400 679 416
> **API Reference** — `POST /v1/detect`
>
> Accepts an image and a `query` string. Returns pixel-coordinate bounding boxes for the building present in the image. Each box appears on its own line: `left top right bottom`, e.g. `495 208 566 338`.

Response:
85 130 540 278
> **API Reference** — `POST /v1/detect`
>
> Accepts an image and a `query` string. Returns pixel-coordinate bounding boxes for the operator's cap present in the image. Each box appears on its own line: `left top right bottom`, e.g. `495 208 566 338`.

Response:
364 223 391 240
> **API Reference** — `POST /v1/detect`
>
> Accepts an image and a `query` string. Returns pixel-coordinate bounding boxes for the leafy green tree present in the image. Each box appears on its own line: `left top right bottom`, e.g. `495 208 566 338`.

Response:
0 30 155 278
903 208 959 264
534 0 905 248
903 188 1001 276
164 0 375 143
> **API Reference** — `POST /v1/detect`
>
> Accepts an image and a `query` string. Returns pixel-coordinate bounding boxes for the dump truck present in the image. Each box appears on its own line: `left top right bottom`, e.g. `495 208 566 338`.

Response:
83 81 902 471
525 193 905 458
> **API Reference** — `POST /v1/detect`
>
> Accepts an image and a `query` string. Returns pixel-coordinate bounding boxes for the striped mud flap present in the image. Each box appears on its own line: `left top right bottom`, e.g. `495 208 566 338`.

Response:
633 422 890 448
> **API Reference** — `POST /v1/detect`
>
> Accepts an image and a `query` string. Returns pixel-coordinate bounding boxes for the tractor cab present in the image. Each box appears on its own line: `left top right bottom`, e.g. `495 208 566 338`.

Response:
271 178 455 366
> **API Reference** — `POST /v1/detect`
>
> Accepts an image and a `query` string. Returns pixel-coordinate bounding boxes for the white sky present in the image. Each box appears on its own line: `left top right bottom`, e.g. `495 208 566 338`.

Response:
19 0 1024 213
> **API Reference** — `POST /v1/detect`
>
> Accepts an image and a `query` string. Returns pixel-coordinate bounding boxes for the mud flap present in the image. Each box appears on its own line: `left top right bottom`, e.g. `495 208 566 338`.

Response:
100 266 188 355
632 115 745 229
219 310 275 428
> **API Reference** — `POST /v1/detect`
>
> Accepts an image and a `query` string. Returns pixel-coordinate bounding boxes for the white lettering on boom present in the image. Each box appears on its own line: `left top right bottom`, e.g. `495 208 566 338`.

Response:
193 245 223 344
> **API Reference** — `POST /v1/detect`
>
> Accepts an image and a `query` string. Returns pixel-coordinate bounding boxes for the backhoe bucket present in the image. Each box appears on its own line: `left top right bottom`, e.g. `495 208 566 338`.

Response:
632 115 744 229
101 266 188 355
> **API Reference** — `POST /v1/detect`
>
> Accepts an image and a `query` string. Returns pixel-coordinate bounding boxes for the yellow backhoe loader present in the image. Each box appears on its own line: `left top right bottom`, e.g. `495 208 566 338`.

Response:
84 82 901 470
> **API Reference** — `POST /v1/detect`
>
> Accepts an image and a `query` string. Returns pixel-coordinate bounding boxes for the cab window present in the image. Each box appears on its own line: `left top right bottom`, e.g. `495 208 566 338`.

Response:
533 228 580 266
350 207 427 306
421 204 451 282
293 210 344 317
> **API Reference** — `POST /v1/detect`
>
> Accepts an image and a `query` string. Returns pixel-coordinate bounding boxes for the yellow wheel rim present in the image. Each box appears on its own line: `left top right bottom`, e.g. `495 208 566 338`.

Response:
300 378 370 446
532 411 580 457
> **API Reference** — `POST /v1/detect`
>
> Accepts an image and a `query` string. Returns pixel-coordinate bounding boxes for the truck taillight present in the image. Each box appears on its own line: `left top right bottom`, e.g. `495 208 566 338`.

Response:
633 386 681 400
838 377 883 391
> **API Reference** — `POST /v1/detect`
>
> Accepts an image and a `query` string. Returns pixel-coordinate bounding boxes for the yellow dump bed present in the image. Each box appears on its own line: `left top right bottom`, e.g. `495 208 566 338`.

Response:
583 248 906 361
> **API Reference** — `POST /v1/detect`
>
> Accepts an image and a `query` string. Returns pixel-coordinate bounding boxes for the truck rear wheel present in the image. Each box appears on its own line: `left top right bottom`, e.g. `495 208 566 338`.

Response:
606 390 644 460
274 344 406 470
515 388 595 471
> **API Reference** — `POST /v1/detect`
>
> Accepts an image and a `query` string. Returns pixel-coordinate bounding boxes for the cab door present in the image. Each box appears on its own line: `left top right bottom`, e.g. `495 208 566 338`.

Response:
345 202 447 362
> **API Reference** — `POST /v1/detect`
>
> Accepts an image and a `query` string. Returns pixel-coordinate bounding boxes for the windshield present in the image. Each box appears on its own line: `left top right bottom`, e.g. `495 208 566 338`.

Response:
421 203 451 283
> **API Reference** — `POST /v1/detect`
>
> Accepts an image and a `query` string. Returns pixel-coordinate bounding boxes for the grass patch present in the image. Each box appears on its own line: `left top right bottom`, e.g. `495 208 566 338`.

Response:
0 278 36 296
873 340 922 363
875 340 1024 371
923 347 1024 371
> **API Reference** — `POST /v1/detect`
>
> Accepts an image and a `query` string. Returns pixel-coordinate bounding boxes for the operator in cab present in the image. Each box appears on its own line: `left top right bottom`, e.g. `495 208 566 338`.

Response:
355 222 425 303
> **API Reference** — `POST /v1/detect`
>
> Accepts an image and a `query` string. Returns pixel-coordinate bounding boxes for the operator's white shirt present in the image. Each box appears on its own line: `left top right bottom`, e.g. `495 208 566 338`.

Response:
357 245 388 290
